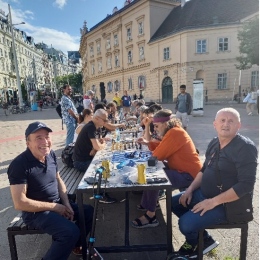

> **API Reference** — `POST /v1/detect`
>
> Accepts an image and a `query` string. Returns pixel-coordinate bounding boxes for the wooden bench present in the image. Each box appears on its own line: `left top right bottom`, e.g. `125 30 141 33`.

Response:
7 166 84 260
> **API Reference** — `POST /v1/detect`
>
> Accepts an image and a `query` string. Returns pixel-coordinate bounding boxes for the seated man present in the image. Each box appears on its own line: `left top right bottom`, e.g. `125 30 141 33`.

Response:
132 109 202 228
170 107 257 258
73 109 108 172
7 121 94 259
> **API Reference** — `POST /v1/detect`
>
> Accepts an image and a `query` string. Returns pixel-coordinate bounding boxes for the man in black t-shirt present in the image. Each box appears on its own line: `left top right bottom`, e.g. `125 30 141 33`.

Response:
170 108 258 259
7 121 94 258
73 109 108 172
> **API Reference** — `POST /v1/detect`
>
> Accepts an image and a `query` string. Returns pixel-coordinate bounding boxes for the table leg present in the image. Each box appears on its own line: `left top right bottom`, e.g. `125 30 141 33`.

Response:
166 187 173 254
77 191 87 260
124 191 129 246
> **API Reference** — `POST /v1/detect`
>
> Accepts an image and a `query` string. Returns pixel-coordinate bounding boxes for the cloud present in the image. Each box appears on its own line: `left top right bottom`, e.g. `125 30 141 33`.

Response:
0 0 79 54
53 0 67 9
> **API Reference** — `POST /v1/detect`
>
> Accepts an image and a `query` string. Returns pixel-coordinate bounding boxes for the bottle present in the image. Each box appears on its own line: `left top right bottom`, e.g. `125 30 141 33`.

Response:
115 128 121 143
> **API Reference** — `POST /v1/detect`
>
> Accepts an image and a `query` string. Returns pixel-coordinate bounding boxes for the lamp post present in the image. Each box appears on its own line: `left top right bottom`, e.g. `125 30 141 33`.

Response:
8 4 25 107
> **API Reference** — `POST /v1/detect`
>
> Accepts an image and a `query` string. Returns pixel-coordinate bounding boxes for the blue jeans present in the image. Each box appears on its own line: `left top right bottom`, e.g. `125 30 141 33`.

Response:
22 202 93 260
171 188 226 246
73 160 92 173
65 121 76 145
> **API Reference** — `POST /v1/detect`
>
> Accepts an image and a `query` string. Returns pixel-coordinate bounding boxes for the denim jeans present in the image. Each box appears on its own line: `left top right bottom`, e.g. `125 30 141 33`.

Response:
22 202 93 260
73 160 92 173
171 188 226 246
65 121 76 145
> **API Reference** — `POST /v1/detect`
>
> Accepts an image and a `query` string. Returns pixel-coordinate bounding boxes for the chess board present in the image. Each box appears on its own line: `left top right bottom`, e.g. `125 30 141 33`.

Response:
112 151 152 163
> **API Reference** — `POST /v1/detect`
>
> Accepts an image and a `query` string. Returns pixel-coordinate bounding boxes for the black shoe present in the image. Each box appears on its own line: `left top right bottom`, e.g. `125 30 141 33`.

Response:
158 189 166 200
200 236 219 255
99 193 117 204
178 241 197 257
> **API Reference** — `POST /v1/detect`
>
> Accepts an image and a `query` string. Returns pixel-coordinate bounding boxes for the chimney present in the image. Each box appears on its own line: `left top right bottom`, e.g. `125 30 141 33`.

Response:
181 0 186 7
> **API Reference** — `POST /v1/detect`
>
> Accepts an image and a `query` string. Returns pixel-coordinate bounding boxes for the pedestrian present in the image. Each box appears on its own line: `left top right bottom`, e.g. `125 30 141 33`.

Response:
38 99 43 111
243 88 257 115
7 121 94 258
121 90 131 113
169 107 257 259
175 84 192 131
113 92 122 110
3 101 8 116
61 84 79 145
83 90 94 110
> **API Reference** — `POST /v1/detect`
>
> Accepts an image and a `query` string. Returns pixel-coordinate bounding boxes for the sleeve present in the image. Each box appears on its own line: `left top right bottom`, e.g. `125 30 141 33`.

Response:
7 157 28 185
88 124 97 139
232 143 257 197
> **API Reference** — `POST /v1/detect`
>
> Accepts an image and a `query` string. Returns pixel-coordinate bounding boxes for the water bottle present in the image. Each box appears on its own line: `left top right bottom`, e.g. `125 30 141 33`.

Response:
115 128 121 142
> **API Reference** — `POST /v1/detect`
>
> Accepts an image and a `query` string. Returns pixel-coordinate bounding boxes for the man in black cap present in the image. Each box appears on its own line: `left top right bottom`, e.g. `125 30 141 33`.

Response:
7 121 93 259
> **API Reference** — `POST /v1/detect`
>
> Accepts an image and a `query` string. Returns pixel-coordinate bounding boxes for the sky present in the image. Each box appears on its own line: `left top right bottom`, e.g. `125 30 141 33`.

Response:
1 0 126 55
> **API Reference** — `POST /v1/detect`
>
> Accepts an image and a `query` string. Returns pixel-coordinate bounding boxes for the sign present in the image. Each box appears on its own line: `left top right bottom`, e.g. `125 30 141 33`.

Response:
192 80 204 116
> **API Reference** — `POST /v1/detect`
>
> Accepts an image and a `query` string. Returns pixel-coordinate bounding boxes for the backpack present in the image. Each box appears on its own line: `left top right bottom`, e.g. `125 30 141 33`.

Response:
61 143 75 168
56 104 62 118
251 92 258 100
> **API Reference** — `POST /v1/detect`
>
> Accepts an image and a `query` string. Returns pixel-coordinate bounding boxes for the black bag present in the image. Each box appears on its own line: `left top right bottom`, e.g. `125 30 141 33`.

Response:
214 147 254 224
225 193 253 224
56 104 62 118
61 143 74 168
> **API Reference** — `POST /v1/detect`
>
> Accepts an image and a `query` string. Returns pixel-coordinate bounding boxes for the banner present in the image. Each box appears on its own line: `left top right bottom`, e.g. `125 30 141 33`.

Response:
193 80 204 116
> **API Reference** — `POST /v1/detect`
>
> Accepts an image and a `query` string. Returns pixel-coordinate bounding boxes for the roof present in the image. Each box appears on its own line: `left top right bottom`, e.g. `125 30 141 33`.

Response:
150 0 259 42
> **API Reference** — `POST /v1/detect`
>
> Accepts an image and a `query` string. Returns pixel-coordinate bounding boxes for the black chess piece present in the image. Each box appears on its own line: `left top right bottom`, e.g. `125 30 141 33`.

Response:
139 143 142 150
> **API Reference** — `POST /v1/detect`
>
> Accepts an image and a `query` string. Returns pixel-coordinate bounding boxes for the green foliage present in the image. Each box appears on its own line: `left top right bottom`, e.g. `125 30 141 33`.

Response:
236 17 259 70
21 83 27 101
54 72 83 94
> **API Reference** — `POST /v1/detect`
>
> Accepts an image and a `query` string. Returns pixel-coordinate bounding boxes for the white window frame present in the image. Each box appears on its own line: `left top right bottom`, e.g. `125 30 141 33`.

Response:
196 39 207 53
128 50 132 63
127 28 132 40
217 73 227 89
163 47 170 60
251 71 259 88
138 22 144 35
218 37 229 51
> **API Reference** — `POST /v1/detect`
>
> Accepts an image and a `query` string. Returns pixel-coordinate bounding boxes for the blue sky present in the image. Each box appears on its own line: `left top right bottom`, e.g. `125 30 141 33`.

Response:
1 0 126 55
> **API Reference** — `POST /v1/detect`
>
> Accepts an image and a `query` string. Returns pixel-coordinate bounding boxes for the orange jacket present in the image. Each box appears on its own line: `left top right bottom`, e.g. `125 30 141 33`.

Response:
148 126 202 178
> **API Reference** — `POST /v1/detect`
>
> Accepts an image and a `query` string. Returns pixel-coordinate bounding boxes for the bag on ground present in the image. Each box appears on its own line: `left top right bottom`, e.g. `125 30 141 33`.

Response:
61 143 75 168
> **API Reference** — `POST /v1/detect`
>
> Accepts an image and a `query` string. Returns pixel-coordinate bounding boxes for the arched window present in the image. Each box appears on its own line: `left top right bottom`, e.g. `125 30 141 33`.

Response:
138 76 146 90
114 80 120 92
128 51 132 63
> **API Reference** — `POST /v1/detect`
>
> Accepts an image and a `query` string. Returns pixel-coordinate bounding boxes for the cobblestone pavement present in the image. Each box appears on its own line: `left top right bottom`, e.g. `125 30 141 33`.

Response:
0 103 258 260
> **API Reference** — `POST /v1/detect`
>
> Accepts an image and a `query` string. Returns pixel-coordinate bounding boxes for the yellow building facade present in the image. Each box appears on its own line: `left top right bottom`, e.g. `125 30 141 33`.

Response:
80 0 259 103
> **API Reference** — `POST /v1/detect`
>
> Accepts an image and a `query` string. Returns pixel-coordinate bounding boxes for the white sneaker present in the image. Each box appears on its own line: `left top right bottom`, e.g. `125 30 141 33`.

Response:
248 112 252 115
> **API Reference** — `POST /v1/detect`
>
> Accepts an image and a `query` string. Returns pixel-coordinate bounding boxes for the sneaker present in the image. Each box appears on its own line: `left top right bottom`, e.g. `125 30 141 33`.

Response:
158 189 166 200
248 112 253 115
99 193 117 204
178 241 197 257
201 236 219 254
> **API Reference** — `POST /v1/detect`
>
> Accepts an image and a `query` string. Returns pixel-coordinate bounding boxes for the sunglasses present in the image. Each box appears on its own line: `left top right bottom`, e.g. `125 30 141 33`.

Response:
97 116 108 123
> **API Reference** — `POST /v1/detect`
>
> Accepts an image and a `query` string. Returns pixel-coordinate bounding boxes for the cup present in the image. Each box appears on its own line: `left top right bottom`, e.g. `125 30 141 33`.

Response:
102 160 110 179
137 164 146 184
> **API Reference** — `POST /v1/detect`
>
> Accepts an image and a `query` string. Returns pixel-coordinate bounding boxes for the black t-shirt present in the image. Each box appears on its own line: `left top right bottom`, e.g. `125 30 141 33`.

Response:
7 149 59 203
73 121 97 162
201 134 257 199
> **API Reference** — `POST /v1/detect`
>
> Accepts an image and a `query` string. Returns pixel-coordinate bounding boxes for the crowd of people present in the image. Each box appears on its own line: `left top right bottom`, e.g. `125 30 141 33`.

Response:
6 83 258 260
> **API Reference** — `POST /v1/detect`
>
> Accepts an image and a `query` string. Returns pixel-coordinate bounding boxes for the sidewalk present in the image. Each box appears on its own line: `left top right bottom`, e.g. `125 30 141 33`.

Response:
0 103 258 260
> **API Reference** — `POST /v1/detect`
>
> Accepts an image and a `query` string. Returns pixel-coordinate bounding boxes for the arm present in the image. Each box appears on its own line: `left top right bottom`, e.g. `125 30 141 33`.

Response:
104 122 125 131
142 117 153 141
10 184 73 219
90 138 106 151
68 108 78 121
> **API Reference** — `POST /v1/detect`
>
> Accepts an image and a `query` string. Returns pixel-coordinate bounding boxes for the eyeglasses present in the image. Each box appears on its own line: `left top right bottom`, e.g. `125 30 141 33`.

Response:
97 116 108 123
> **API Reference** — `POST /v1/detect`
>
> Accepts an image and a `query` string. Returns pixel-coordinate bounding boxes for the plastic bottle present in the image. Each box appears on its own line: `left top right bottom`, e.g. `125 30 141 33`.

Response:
115 128 121 142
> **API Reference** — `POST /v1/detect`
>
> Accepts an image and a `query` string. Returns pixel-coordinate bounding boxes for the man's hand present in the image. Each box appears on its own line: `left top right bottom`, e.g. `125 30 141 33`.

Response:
191 198 216 216
89 149 97 156
54 203 74 221
179 190 193 207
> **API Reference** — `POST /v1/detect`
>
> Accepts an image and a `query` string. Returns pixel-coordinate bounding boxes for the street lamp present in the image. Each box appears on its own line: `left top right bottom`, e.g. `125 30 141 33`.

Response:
8 4 25 107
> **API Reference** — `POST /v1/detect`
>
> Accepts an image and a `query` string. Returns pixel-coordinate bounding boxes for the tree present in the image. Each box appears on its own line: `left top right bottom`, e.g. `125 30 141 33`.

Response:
236 17 259 70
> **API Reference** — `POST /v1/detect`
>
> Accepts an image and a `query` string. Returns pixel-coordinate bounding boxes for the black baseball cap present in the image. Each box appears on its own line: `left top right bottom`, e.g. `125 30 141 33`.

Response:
25 121 52 138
